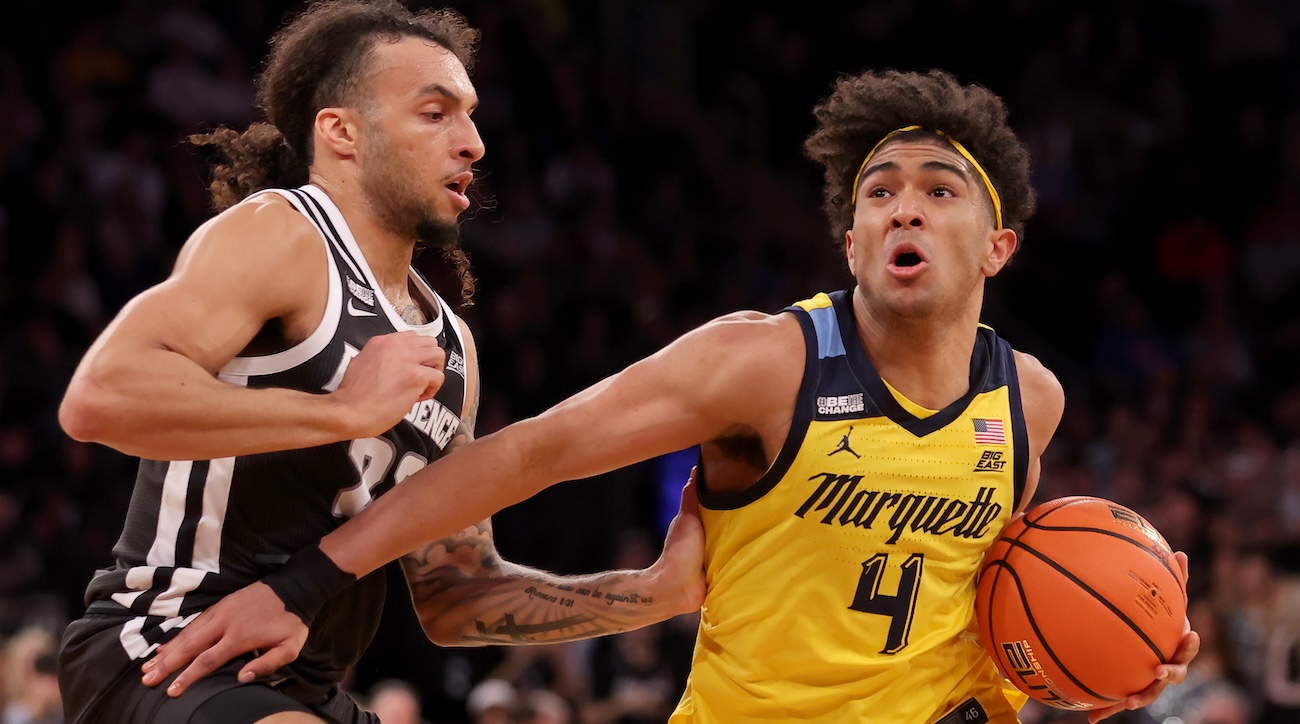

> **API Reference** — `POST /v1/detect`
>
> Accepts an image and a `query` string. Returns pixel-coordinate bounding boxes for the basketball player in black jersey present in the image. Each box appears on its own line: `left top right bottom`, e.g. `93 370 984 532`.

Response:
54 2 705 723
141 65 1201 724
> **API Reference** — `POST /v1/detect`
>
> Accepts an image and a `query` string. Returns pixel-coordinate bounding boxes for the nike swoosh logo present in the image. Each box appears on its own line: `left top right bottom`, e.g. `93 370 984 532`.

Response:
347 299 377 317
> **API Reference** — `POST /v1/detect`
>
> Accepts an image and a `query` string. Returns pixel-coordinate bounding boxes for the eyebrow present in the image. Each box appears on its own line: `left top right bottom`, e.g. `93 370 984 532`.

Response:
416 83 479 111
858 159 973 186
418 83 458 101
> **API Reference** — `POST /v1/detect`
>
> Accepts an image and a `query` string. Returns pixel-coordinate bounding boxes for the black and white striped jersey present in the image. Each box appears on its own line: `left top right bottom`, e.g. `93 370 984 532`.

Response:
81 184 469 687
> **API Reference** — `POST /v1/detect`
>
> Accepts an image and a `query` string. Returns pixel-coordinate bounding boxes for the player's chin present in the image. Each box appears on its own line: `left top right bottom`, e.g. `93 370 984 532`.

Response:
415 216 462 250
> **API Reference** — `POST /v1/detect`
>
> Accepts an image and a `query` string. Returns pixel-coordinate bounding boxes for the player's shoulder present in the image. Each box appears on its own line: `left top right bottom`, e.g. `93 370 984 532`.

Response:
178 191 320 268
691 309 803 347
201 191 314 242
659 310 807 396
1011 349 1061 393
1011 349 1065 424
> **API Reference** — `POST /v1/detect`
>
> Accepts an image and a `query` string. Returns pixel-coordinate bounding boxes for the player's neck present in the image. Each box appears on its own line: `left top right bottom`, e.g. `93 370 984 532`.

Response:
309 176 416 291
852 291 980 410
351 227 415 294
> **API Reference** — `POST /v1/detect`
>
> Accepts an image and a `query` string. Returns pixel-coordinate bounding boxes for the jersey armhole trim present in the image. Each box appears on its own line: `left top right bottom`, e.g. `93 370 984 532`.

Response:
697 308 819 511
405 266 450 338
219 189 342 378
1005 340 1029 510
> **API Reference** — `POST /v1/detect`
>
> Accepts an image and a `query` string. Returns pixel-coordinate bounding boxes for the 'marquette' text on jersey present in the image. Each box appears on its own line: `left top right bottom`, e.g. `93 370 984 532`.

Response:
795 474 1004 544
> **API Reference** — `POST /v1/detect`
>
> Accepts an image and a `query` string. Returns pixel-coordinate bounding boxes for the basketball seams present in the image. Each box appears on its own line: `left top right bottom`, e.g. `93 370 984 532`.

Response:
1001 537 1173 665
1024 524 1182 593
981 559 1121 706
977 496 1190 707
1021 517 1186 601
977 496 1187 710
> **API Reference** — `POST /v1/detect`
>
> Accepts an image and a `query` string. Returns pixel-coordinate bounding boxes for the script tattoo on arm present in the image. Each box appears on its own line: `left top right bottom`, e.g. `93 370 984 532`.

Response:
398 333 663 645
400 522 661 645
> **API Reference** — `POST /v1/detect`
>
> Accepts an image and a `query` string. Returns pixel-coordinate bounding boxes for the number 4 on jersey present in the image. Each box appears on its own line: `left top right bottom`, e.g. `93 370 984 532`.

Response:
848 552 924 654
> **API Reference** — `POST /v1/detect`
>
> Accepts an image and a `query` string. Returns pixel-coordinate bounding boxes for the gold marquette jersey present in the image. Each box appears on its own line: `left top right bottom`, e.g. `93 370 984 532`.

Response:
671 291 1030 724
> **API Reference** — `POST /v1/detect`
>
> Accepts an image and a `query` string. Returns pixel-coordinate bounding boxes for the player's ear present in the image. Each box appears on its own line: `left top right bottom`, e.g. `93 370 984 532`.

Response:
982 227 1017 277
315 107 362 160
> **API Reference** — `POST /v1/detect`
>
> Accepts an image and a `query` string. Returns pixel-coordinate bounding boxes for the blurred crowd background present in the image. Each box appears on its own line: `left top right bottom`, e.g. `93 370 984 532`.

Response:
1 0 1299 722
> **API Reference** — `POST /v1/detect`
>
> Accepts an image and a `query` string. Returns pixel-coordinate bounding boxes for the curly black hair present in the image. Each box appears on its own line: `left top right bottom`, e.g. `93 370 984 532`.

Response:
804 69 1036 246
188 0 480 303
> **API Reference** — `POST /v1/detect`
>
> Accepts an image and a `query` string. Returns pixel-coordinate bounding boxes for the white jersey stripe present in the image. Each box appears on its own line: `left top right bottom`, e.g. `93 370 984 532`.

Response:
109 590 144 609
118 616 154 660
146 461 192 566
110 565 156 609
193 456 235 572
124 565 156 590
117 612 200 661
296 186 366 280
149 567 208 618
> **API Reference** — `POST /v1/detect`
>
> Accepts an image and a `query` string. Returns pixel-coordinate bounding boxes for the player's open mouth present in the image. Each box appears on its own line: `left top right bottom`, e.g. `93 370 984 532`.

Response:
887 241 928 273
445 174 471 194
445 172 473 209
894 251 922 267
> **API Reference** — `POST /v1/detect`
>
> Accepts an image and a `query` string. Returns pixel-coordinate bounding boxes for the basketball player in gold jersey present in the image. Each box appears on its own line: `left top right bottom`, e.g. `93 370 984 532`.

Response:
142 69 1199 722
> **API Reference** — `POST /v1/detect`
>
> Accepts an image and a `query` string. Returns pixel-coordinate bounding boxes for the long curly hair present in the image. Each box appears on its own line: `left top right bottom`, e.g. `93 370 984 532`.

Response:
804 69 1036 247
189 0 480 303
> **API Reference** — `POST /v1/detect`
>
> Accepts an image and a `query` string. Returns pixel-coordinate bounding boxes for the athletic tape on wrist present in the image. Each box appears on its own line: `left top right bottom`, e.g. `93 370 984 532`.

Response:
263 545 357 625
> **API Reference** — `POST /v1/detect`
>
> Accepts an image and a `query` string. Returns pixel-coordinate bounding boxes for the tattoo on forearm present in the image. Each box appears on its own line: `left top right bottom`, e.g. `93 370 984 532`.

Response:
401 522 659 644
402 349 662 644
433 520 496 558
468 613 599 643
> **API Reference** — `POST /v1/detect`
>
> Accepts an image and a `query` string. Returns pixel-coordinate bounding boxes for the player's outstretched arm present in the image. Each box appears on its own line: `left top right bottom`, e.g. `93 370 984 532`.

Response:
1085 550 1201 723
401 476 704 647
402 319 703 645
318 309 794 586
58 195 445 460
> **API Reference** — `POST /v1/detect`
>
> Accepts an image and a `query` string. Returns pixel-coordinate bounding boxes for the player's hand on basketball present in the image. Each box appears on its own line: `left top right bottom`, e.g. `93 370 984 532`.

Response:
1086 551 1201 723
140 581 307 697
650 468 706 615
333 331 446 437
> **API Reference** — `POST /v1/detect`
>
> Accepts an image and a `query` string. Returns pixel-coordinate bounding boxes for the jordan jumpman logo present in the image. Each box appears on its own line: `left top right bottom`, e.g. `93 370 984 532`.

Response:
829 426 860 458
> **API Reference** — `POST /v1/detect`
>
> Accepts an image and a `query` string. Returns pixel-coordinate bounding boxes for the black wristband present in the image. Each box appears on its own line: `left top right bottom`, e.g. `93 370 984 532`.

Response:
262 545 357 625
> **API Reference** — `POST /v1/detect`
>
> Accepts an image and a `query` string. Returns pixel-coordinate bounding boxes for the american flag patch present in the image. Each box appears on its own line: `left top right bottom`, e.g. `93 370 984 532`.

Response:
973 418 1006 445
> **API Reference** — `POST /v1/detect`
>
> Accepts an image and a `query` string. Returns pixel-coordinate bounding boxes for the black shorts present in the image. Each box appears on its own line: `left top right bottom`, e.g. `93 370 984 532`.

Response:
59 613 377 724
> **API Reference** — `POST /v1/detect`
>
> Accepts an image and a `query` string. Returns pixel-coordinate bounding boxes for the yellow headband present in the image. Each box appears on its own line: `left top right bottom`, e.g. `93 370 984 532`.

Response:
849 125 1004 230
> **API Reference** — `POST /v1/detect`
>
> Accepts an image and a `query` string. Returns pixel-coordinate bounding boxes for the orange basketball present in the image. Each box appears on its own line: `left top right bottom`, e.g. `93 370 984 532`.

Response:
974 495 1187 711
